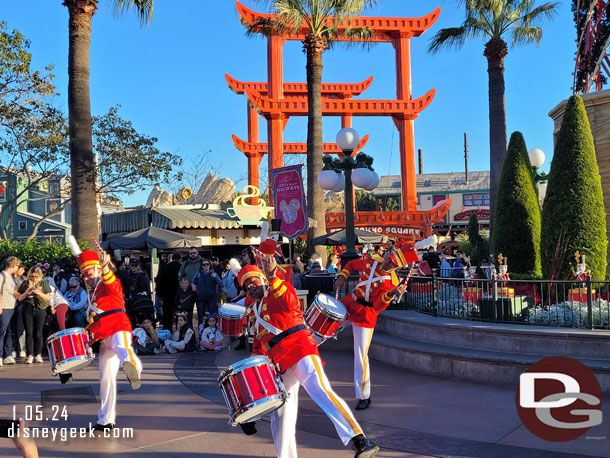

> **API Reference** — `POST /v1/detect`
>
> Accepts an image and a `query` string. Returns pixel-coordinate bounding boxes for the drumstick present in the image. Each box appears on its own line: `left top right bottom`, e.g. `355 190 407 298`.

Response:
91 238 115 269
396 264 414 303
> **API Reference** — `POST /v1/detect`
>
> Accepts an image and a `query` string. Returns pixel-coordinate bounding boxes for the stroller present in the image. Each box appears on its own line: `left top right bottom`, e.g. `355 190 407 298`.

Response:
127 292 155 328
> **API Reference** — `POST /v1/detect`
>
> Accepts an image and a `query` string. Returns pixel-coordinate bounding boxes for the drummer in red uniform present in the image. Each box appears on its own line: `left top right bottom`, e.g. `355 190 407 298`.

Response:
238 244 379 458
77 250 142 432
334 244 416 410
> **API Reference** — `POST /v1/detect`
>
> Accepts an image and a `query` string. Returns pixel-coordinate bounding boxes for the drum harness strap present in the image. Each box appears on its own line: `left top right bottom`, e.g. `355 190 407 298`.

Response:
355 261 391 302
86 279 126 325
91 308 127 324
265 324 306 352
253 289 306 353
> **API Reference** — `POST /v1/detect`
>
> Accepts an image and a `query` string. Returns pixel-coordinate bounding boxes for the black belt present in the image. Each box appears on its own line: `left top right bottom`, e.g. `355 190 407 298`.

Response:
354 295 374 308
266 324 306 351
91 308 127 324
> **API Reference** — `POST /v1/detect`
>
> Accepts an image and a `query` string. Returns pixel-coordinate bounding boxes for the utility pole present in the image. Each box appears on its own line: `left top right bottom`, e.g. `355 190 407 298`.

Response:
464 132 469 184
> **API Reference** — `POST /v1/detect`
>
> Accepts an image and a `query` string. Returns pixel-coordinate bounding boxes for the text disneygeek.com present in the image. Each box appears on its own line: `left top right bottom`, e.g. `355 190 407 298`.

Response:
8 423 134 441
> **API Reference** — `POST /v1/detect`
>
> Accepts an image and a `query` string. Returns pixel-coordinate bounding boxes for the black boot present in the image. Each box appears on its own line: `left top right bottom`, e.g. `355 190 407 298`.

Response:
59 373 73 384
355 398 371 410
234 335 246 350
239 421 257 435
352 434 379 458
90 423 114 433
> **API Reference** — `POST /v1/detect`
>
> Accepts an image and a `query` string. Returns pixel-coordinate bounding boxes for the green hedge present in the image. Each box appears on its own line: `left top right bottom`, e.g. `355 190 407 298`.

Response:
541 95 607 280
492 131 541 276
0 239 89 269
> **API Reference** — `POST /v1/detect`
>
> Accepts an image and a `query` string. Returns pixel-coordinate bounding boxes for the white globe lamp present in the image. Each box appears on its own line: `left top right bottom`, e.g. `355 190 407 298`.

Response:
331 175 345 192
365 171 380 190
317 169 340 190
352 168 373 189
528 148 545 168
336 128 360 152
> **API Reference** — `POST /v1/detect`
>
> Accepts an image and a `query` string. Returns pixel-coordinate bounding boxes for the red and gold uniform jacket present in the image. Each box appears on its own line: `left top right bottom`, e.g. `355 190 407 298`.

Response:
248 277 318 373
88 270 132 342
338 254 398 328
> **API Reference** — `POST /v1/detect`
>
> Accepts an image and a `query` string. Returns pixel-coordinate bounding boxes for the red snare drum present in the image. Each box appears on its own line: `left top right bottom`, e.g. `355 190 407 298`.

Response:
218 355 286 425
46 327 94 375
218 303 247 337
304 293 346 340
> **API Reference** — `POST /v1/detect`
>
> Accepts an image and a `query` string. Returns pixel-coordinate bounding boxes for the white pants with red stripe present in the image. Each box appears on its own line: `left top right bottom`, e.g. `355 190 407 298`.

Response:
352 323 374 400
97 331 142 425
271 354 363 458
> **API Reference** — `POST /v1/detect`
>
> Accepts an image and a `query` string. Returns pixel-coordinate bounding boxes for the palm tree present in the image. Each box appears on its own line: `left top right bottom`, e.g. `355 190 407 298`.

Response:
62 0 153 240
428 0 557 243
249 0 377 258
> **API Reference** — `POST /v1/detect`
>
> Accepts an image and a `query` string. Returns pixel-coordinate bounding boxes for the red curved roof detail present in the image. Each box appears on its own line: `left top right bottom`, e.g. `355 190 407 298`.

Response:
225 73 374 97
232 134 369 155
236 1 441 41
245 88 435 119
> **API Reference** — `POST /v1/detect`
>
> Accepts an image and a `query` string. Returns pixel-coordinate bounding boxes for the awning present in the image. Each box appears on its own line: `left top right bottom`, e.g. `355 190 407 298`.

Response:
101 208 150 234
101 227 202 250
152 207 241 230
312 229 388 246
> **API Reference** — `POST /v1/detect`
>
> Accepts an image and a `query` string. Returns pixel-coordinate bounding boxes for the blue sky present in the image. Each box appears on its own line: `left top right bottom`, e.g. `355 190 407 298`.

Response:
2 0 574 206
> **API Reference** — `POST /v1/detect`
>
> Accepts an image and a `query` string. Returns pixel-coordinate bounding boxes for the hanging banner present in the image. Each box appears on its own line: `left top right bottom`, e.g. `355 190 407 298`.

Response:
272 165 308 239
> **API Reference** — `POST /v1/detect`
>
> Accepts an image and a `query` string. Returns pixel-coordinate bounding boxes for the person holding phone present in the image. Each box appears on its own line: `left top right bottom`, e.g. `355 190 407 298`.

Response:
16 267 51 364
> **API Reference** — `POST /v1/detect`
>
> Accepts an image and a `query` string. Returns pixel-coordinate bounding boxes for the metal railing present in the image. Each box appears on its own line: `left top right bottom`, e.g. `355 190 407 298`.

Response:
396 275 610 330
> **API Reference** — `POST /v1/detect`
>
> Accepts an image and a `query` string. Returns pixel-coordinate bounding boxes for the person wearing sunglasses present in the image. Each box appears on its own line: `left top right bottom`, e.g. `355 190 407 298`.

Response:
65 276 87 328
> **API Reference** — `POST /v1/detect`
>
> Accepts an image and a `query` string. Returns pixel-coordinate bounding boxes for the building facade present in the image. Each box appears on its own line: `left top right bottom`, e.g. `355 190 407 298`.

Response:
0 167 72 242
372 171 490 233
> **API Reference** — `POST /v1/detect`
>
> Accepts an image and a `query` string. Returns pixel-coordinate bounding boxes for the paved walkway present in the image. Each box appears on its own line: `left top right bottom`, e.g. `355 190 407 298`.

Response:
0 347 608 458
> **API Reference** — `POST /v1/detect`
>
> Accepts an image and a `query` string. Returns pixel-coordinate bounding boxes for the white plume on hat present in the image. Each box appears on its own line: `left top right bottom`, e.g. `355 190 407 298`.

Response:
414 234 438 250
68 235 82 257
229 258 242 277
259 220 269 242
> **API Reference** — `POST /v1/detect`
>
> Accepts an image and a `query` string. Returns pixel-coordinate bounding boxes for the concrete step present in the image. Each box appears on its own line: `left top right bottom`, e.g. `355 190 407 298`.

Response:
369 330 610 393
378 310 610 360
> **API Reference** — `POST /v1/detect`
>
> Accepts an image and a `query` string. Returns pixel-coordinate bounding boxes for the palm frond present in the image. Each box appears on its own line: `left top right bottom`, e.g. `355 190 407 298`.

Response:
246 18 288 37
274 0 311 31
342 26 376 49
113 0 153 27
519 3 559 26
511 25 542 46
464 16 493 39
428 27 469 53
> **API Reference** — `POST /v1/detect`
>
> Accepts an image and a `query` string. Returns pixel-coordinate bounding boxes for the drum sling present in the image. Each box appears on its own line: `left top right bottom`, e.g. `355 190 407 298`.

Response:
352 294 374 308
91 308 126 324
264 324 306 352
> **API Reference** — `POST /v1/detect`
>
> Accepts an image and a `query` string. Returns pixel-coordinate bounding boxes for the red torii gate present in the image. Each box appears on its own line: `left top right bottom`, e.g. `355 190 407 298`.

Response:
232 1 450 236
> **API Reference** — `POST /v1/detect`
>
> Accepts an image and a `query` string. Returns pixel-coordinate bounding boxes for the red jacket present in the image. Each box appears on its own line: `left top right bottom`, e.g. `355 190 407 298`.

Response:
249 277 318 372
338 255 398 328
88 270 132 342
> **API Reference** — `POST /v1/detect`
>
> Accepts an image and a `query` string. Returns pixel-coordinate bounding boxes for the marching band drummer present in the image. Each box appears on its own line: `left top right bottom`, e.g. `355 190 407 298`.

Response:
237 253 379 458
334 244 417 411
77 249 142 432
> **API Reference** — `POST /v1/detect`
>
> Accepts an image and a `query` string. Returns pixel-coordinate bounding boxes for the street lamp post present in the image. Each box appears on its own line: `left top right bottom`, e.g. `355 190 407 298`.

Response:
528 148 549 205
317 128 380 265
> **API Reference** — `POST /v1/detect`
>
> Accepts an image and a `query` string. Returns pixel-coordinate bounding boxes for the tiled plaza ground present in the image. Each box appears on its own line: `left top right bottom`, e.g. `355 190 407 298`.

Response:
0 346 608 457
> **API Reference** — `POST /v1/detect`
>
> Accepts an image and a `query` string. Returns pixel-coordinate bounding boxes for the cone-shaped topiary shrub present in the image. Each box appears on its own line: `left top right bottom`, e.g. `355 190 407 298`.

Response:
492 131 541 275
541 94 607 280
468 213 489 267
